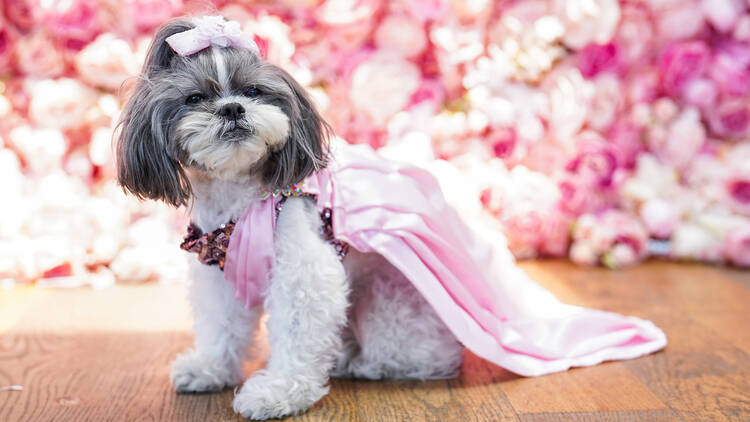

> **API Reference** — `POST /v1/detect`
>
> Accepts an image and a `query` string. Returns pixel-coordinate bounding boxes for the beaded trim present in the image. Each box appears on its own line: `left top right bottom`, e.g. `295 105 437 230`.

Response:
180 222 234 269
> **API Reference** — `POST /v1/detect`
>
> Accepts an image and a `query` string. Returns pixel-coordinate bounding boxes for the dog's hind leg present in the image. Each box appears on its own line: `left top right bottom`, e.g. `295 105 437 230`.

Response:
342 252 464 380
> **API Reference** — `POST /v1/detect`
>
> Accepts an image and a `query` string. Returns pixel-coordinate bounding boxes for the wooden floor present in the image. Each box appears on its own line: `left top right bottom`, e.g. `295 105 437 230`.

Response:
1 260 748 421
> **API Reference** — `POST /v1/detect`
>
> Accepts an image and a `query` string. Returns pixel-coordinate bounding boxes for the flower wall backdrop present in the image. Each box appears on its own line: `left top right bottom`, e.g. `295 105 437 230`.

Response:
1 0 749 287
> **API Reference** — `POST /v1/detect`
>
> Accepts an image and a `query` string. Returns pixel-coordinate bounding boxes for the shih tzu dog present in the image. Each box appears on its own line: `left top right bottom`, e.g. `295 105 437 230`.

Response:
116 17 462 420
117 14 671 420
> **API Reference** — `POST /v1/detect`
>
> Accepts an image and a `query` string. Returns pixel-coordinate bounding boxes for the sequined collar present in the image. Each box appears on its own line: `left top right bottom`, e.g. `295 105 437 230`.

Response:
180 183 348 269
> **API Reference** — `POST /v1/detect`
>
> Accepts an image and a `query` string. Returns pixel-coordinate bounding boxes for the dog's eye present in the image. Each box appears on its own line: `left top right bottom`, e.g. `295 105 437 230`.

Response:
244 86 262 97
185 94 205 105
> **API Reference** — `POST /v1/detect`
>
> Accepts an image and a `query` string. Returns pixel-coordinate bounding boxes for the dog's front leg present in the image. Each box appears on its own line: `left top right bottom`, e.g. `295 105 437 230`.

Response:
233 197 349 420
171 261 262 393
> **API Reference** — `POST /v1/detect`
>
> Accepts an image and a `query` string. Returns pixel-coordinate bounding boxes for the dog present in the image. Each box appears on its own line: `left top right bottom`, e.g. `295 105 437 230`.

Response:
116 17 463 420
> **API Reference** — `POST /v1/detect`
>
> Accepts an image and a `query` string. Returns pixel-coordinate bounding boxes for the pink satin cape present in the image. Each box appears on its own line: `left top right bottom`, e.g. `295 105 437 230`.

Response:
224 143 667 377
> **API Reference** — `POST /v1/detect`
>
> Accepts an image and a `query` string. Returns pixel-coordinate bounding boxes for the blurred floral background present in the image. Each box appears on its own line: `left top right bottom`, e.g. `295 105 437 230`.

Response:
1 0 749 289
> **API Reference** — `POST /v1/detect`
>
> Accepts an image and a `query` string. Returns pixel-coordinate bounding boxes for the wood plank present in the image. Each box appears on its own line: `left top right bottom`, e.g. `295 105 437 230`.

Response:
501 362 666 414
1 262 749 421
519 409 677 422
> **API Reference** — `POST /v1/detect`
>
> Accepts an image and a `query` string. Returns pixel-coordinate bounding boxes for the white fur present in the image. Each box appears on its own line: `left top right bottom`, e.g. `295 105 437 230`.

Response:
175 101 289 179
173 174 464 419
164 47 463 420
212 48 229 90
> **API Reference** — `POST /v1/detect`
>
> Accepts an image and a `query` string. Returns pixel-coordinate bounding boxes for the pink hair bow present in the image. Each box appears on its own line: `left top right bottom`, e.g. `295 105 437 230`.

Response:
166 16 260 57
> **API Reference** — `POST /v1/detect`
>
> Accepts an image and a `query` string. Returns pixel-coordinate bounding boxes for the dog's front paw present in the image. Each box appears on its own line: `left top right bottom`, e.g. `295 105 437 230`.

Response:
232 370 328 420
170 350 243 393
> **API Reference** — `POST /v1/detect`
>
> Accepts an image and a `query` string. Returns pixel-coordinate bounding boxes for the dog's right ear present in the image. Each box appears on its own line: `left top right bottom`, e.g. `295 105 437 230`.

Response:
116 19 194 207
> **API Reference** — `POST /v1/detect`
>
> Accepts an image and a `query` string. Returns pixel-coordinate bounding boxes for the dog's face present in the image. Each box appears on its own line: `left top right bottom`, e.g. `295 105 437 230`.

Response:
116 19 329 207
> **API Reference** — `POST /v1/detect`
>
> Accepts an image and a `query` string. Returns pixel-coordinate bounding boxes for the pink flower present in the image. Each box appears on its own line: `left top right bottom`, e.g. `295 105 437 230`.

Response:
656 2 706 41
708 99 750 138
727 178 750 215
571 210 649 268
682 78 718 108
552 0 621 49
640 198 679 239
615 3 655 63
659 41 710 96
501 210 570 259
710 41 750 97
658 108 706 169
626 70 660 104
701 0 745 33
349 53 421 125
40 0 101 48
124 0 183 33
317 0 380 51
74 33 139 90
608 121 645 169
374 14 427 59
407 78 445 111
0 19 15 73
724 224 750 267
13 30 65 78
577 42 620 78
566 137 618 188
487 127 517 160
2 0 38 32
28 78 98 130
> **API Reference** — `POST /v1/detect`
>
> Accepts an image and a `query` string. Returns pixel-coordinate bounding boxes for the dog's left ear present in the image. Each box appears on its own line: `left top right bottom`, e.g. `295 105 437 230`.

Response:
262 68 331 189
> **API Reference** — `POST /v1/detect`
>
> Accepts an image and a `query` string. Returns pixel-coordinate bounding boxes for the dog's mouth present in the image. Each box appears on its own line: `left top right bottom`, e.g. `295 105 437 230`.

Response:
221 122 255 141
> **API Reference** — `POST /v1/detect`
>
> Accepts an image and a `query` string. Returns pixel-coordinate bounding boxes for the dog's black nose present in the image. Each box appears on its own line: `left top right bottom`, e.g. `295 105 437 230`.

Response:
218 102 245 120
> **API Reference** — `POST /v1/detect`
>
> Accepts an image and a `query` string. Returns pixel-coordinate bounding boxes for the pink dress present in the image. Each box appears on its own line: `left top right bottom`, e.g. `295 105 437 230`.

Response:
223 143 667 377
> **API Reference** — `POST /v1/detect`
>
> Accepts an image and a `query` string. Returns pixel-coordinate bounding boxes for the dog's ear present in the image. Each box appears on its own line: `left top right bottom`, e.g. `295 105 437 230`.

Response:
262 67 331 189
116 19 194 207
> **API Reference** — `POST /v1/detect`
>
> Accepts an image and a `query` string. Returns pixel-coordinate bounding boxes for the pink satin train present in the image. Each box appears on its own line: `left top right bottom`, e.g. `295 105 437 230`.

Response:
224 143 667 377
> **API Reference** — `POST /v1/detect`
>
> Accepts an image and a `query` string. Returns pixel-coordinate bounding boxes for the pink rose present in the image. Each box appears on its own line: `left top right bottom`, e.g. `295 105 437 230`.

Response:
501 210 570 259
552 0 621 49
682 78 718 108
14 30 65 78
487 127 517 160
2 0 38 31
615 3 655 63
74 33 139 90
640 198 679 239
317 0 380 51
626 70 660 104
708 99 750 138
710 41 750 97
724 224 750 267
0 20 15 74
659 41 710 96
28 78 98 130
539 214 572 257
571 210 649 269
40 0 101 47
349 53 421 125
608 121 645 169
656 2 705 41
577 42 620 78
374 14 427 59
558 176 618 215
658 108 706 169
727 178 750 215
124 0 183 33
701 0 745 33
565 137 618 188
407 78 446 111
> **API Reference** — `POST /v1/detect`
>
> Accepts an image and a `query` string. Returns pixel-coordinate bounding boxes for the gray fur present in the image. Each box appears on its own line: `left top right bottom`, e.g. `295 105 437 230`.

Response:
116 19 330 207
